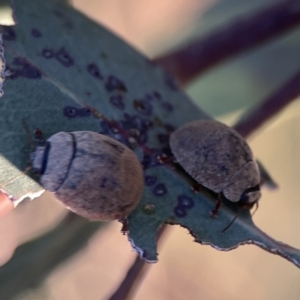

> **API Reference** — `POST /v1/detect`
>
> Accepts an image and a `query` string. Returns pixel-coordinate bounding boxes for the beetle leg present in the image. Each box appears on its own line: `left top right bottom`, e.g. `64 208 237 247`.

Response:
210 193 222 217
191 182 201 193
118 218 129 235
157 154 173 164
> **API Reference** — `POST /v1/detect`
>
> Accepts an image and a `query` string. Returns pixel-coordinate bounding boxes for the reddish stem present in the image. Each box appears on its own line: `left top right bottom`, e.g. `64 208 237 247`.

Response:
234 69 300 138
154 0 300 85
106 225 167 300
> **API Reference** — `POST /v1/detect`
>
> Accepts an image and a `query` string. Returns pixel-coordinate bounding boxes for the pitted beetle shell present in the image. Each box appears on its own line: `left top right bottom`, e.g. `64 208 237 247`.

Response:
32 131 144 220
170 120 261 204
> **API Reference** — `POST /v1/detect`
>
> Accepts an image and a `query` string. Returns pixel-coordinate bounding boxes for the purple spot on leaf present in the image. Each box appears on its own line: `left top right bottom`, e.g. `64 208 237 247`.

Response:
1 26 16 41
77 107 92 117
153 91 161 100
178 195 194 208
110 95 125 110
153 183 168 197
105 75 127 92
42 49 55 59
133 99 152 116
145 175 157 186
8 58 42 79
161 102 173 112
164 123 175 132
174 206 186 217
31 29 42 38
56 47 74 67
142 148 161 170
99 121 111 134
144 93 153 102
87 63 103 79
157 134 169 144
63 106 78 118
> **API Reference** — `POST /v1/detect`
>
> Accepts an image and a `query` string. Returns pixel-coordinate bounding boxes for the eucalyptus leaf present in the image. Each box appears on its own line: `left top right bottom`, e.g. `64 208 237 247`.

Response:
0 0 300 270
0 213 104 299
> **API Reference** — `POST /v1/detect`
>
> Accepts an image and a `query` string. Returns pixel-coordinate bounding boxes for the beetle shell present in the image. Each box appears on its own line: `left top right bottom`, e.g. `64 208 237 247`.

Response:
31 131 144 220
170 120 261 204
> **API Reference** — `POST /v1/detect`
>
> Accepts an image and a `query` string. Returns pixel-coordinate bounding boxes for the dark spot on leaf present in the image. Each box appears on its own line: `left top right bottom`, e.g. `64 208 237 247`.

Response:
1 26 16 41
87 63 103 79
42 49 55 59
31 29 42 38
153 91 161 100
110 95 125 110
144 93 153 102
8 58 42 79
174 206 186 217
56 47 74 67
153 183 168 197
161 147 173 158
133 99 152 116
178 195 194 208
164 123 175 132
157 133 169 144
99 121 111 134
145 175 157 186
161 102 173 112
142 150 160 170
122 114 152 131
63 106 78 118
77 107 92 117
105 75 127 92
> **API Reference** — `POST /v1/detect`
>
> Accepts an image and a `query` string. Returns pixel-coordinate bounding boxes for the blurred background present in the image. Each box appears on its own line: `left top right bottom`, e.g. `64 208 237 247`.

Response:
1 0 300 299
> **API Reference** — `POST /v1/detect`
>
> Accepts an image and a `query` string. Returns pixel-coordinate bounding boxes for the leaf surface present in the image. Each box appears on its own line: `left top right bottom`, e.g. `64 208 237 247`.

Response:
0 0 299 269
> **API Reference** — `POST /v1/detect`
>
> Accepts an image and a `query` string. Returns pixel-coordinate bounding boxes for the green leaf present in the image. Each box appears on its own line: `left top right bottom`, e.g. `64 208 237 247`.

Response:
0 0 300 273
0 213 104 299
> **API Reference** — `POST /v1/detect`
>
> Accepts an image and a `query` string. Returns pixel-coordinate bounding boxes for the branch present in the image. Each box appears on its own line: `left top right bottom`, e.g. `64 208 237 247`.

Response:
107 225 168 300
233 69 300 138
0 213 104 299
154 0 300 85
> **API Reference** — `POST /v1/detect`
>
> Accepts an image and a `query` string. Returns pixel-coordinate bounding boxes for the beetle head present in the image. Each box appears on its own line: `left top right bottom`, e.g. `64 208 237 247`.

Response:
223 161 261 204
239 184 261 206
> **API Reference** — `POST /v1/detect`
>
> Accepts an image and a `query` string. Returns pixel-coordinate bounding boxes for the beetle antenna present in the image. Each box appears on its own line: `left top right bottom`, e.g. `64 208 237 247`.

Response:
221 208 242 233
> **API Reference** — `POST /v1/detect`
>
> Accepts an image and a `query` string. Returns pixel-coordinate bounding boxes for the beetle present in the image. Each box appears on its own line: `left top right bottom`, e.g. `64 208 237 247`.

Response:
170 119 261 216
31 129 144 221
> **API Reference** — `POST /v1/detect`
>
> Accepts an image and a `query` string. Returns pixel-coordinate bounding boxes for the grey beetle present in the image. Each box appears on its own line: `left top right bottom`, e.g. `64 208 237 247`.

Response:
170 120 261 214
31 129 144 221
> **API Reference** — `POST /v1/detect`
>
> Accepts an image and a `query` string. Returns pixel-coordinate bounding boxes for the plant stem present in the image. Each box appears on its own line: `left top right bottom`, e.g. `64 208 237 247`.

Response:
233 69 300 138
106 225 167 300
154 0 300 85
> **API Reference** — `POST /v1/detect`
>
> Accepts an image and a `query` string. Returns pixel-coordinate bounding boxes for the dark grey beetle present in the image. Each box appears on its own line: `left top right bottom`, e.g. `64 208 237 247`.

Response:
31 130 144 221
170 120 261 212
